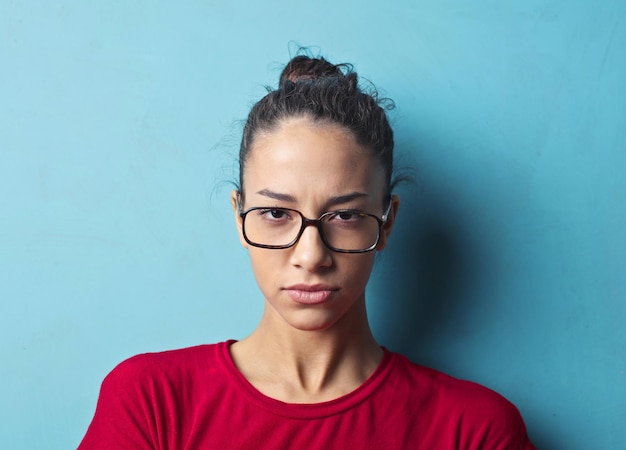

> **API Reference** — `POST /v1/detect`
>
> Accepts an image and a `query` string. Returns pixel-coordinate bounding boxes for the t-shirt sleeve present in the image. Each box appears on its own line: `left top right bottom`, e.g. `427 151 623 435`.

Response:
77 356 159 449
480 401 536 450
458 382 536 450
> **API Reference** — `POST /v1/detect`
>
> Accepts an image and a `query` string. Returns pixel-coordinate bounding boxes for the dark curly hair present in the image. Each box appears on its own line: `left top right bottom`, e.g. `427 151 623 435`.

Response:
239 55 396 203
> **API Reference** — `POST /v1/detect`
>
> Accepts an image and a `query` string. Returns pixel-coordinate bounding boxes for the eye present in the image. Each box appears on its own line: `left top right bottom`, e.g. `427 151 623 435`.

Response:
339 212 359 221
329 210 364 222
257 208 292 221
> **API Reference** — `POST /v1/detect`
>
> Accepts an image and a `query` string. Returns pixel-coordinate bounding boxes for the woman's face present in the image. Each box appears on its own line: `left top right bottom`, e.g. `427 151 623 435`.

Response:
232 117 398 332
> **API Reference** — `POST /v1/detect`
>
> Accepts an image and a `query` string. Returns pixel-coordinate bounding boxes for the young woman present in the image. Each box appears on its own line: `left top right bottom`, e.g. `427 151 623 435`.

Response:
79 55 535 449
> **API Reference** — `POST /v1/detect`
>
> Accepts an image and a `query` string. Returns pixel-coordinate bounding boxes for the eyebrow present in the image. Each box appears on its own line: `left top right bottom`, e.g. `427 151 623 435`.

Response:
256 189 369 208
256 189 297 203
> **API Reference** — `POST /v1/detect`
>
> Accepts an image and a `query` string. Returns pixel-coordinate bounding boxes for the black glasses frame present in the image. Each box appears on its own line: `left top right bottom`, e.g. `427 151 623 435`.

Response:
238 201 392 254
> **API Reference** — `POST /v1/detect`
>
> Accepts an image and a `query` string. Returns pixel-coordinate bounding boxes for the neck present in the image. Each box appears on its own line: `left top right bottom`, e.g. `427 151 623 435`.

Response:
230 297 383 403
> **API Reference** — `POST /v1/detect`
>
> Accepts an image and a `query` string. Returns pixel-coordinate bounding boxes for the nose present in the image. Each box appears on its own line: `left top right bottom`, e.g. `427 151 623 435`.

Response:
289 223 332 272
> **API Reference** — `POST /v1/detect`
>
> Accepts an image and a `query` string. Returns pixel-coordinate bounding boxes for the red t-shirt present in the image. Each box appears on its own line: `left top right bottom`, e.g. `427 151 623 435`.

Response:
79 341 535 449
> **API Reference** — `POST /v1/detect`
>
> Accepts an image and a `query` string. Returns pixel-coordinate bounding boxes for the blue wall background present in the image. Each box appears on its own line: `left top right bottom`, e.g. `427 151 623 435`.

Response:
1 1 624 448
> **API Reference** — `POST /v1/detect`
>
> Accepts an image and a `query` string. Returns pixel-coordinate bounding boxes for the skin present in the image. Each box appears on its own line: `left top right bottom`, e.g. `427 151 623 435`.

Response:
230 117 400 404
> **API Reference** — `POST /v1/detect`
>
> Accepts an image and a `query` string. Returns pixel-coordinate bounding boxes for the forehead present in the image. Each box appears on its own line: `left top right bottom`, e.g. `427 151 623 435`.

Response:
243 118 386 202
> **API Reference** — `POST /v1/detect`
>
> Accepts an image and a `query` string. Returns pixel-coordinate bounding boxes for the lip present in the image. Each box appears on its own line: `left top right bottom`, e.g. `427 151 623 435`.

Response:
283 284 338 305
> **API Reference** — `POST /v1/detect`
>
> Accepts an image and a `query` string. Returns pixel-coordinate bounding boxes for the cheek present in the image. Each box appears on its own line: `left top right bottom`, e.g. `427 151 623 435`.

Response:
337 254 376 285
247 249 282 288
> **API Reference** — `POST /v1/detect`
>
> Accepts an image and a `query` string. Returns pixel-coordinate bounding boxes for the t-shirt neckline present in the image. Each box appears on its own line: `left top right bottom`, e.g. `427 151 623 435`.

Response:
217 340 396 419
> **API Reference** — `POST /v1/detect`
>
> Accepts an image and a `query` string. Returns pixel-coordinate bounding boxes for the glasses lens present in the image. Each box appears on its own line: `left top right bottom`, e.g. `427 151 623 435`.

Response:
243 208 303 247
321 212 380 251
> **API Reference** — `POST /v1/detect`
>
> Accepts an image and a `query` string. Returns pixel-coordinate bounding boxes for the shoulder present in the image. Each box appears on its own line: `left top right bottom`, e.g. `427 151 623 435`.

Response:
79 342 233 448
101 342 227 394
386 352 534 448
391 352 520 413
112 343 219 370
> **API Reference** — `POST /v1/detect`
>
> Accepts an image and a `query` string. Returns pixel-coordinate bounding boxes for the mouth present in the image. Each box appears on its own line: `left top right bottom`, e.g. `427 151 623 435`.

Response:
283 284 339 305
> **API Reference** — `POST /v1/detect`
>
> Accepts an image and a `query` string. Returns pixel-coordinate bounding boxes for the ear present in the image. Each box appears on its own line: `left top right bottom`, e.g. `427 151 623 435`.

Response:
231 190 249 249
376 194 400 251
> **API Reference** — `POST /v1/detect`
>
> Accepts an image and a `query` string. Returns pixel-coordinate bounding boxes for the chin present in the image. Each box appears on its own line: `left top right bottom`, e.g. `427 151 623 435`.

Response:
281 310 343 333
293 303 367 333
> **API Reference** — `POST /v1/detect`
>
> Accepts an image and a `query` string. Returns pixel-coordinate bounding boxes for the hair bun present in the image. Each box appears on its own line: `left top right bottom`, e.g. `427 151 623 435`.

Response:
279 55 348 87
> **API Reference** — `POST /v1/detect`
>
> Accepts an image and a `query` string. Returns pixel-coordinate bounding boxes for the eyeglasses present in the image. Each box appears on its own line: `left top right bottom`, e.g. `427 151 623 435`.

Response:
238 200 392 253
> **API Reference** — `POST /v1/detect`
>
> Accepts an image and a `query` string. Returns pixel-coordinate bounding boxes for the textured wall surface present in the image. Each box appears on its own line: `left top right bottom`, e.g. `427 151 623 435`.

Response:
1 1 624 448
